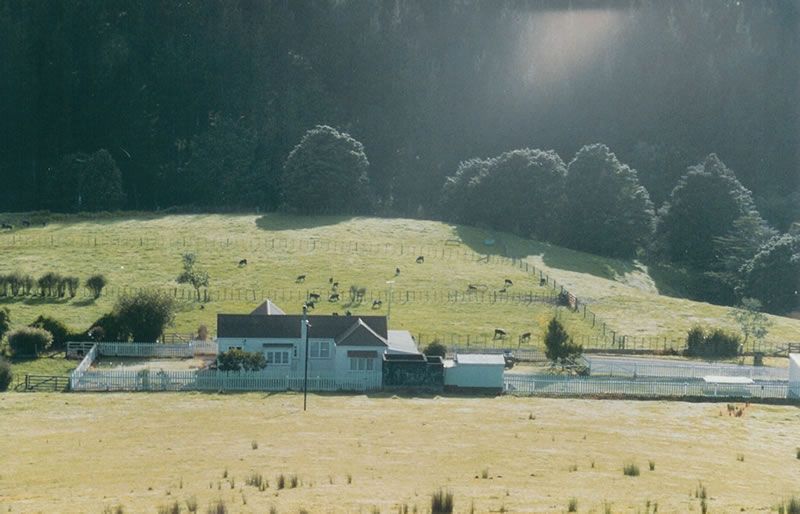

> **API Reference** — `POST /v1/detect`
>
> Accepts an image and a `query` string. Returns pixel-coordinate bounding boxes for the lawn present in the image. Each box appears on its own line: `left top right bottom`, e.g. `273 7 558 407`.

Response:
0 393 798 513
0 213 798 351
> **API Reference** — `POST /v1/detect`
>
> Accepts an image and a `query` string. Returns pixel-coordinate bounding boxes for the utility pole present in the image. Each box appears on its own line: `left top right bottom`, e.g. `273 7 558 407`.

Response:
302 306 311 411
386 280 395 321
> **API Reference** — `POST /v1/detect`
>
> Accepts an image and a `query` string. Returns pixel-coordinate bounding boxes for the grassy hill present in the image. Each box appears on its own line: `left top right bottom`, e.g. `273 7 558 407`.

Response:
0 212 798 352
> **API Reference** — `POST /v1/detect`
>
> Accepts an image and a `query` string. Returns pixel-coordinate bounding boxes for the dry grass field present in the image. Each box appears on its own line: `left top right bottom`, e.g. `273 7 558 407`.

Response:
1 393 799 513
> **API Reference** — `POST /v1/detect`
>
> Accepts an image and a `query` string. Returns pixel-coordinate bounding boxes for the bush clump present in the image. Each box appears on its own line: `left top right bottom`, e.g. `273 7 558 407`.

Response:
217 349 268 372
7 327 53 357
86 274 107 299
431 488 454 514
0 358 12 391
423 341 447 358
29 315 75 350
685 326 741 358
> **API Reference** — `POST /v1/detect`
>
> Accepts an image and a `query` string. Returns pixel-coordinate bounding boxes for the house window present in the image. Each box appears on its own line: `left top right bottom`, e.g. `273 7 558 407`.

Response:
310 341 330 359
265 351 289 365
349 357 374 371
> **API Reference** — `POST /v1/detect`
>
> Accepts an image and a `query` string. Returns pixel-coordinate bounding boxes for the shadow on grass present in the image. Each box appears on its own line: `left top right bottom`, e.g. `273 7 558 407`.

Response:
255 213 354 232
0 296 72 306
454 224 635 281
71 298 97 307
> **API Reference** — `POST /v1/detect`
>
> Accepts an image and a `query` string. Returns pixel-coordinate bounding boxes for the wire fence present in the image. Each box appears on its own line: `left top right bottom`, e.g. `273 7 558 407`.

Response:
504 374 789 400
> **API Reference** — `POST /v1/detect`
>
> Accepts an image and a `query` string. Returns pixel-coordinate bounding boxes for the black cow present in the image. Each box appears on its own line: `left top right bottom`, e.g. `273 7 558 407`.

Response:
493 328 507 340
329 293 340 302
504 279 513 287
519 332 532 344
308 293 321 301
296 274 306 283
238 259 248 267
372 299 382 309
304 301 315 310
395 267 400 276
415 256 424 264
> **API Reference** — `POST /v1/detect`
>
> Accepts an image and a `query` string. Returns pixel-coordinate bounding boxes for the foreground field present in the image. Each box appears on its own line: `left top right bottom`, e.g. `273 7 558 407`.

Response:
1 213 799 348
1 393 799 513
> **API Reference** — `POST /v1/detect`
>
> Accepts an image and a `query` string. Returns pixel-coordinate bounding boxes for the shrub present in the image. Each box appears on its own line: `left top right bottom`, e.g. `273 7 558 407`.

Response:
37 272 61 297
423 341 447 358
29 315 74 350
21 274 34 295
544 317 582 365
685 327 741 358
64 276 80 298
7 327 53 357
217 349 268 372
0 358 12 391
86 274 107 299
87 312 127 342
7 272 23 296
431 489 454 514
648 460 655 471
567 497 578 512
185 496 198 513
157 501 180 514
206 499 227 514
786 497 800 514
0 306 10 342
622 462 640 476
113 290 176 342
176 253 210 302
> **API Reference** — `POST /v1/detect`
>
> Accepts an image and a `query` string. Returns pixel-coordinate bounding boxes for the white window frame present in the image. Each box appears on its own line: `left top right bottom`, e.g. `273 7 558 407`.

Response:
265 350 290 365
310 341 331 359
349 357 374 372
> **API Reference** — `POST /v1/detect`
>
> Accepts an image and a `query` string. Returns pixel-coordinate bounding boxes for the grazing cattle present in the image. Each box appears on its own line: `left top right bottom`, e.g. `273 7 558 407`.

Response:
498 288 507 293
493 328 507 340
345 310 352 316
329 293 340 302
415 256 424 264
332 312 339 316
395 267 400 276
308 293 321 301
200 304 205 310
519 332 532 344
467 284 478 291
332 282 339 289
1 223 12 230
329 277 334 284
539 277 546 287
504 279 513 287
296 274 306 283
238 259 248 267
304 301 315 310
372 299 382 309
21 220 30 227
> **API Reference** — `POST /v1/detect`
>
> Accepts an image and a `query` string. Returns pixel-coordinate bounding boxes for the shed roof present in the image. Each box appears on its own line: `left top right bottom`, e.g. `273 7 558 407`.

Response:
455 354 506 365
386 330 419 355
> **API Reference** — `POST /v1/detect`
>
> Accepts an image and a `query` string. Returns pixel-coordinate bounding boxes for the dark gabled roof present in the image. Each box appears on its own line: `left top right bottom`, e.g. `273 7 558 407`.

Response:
335 318 388 347
217 313 388 340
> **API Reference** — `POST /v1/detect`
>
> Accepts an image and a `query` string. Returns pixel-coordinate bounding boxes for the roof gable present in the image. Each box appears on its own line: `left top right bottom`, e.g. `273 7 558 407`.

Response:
335 318 388 347
250 299 285 316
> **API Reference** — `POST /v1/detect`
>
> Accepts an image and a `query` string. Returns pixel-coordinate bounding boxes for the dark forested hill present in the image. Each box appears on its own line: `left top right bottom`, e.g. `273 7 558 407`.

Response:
0 0 797 225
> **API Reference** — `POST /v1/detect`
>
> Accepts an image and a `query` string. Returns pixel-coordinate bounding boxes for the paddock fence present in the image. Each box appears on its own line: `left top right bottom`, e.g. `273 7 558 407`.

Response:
586 356 788 381
504 375 789 400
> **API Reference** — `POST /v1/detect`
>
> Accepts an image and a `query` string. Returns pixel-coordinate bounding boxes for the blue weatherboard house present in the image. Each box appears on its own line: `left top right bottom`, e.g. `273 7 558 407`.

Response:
216 300 420 389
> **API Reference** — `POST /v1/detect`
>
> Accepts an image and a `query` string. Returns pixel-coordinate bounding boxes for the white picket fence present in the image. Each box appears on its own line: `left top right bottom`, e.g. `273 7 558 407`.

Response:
71 369 381 393
504 375 789 399
67 341 218 359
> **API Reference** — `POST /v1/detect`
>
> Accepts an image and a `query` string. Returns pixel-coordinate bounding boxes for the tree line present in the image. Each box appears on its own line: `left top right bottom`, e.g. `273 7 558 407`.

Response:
0 1 796 223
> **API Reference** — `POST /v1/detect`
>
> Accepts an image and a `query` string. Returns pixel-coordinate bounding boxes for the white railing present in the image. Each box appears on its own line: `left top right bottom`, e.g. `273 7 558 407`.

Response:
70 369 382 393
586 356 788 381
69 344 98 390
504 375 789 399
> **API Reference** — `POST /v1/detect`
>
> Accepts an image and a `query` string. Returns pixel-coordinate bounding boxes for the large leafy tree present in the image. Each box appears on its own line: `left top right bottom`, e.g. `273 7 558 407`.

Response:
656 154 763 269
282 125 371 214
560 144 655 258
113 291 176 342
739 234 800 314
441 149 566 240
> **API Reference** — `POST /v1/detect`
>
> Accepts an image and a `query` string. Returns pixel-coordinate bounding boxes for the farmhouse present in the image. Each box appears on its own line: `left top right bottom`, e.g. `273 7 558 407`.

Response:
217 300 421 389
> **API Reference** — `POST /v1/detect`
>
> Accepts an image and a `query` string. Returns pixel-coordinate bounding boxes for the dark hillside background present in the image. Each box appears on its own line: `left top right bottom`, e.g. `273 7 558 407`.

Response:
0 0 797 226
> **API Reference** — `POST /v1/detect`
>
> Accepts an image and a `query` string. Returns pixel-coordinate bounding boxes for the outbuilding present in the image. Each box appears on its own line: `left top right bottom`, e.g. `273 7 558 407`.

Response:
443 353 505 393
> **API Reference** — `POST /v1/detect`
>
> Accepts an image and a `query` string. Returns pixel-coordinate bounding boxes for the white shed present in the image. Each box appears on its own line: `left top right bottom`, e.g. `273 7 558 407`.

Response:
790 353 800 399
444 353 505 392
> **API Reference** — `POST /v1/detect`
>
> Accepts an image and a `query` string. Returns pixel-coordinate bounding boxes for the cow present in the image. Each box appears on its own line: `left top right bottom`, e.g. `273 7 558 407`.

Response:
345 310 352 316
332 312 339 316
498 288 507 293
329 292 340 302
304 301 315 310
539 277 546 287
467 284 478 291
493 328 507 340
329 277 334 284
395 267 400 276
296 274 306 283
332 281 339 289
308 292 321 301
238 259 248 267
519 332 532 344
372 299 382 309
415 256 424 264
504 279 513 287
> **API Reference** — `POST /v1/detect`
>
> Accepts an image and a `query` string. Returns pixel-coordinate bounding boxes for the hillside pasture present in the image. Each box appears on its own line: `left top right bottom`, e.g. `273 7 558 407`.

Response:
0 393 798 513
0 213 798 350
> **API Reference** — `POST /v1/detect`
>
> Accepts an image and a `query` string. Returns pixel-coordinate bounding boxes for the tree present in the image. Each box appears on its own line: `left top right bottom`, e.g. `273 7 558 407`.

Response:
656 154 764 269
217 349 268 372
441 149 566 240
544 317 582 365
0 307 10 342
45 150 125 212
739 234 800 314
560 144 655 258
282 125 371 214
85 274 107 299
728 298 772 351
712 213 777 290
113 291 176 342
7 327 53 357
29 315 74 350
177 253 210 301
423 341 447 358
